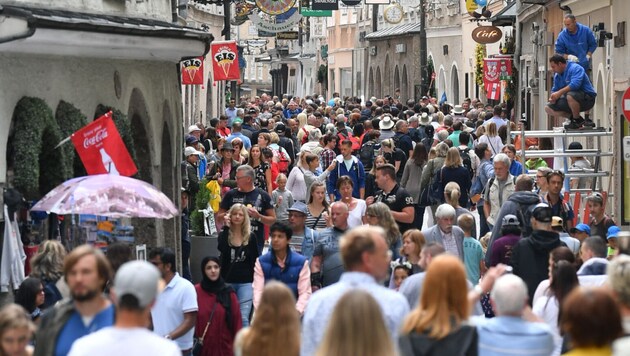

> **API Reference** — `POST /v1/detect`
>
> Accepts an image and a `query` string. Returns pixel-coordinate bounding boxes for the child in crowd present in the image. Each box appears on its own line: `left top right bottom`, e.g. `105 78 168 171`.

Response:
390 261 412 291
458 213 486 283
272 174 293 226
607 225 620 259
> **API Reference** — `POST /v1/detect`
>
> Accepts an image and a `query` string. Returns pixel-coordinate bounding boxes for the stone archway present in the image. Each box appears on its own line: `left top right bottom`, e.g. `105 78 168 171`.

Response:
127 88 156 247
384 55 391 95
368 67 374 98
161 103 175 249
401 65 408 102
375 67 382 98
394 65 400 97
451 64 460 105
594 69 605 122
438 67 447 102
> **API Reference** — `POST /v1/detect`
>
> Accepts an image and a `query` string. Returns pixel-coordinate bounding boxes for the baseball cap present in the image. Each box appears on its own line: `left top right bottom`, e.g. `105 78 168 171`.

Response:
287 201 308 216
551 216 564 229
275 123 286 133
184 146 201 157
570 223 591 235
185 135 199 145
188 125 201 134
114 260 162 308
568 141 583 150
502 214 520 226
608 226 621 240
233 118 243 125
586 192 604 204
530 203 553 223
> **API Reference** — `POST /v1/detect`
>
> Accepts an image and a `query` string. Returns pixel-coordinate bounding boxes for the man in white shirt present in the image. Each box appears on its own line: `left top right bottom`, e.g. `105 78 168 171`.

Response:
68 261 180 356
149 248 198 355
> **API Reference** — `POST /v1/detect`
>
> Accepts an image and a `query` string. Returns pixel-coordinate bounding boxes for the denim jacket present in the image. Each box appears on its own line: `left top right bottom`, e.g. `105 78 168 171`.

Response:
300 227 319 262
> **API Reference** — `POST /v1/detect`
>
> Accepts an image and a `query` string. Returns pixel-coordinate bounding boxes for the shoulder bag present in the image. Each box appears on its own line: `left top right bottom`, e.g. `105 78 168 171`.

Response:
192 302 218 356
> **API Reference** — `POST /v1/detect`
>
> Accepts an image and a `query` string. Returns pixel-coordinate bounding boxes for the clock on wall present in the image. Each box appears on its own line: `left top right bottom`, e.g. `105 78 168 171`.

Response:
384 3 404 24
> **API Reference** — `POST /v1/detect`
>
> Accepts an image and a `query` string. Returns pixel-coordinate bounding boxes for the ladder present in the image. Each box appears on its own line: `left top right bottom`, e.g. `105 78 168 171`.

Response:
516 126 614 223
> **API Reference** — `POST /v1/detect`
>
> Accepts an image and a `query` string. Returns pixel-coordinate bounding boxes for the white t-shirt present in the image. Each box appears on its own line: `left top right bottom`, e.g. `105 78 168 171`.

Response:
347 199 367 229
68 327 180 356
150 273 198 350
532 296 562 356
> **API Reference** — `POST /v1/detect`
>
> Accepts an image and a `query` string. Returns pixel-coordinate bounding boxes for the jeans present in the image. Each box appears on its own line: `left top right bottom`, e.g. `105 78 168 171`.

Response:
414 204 425 230
231 282 253 327
181 239 191 282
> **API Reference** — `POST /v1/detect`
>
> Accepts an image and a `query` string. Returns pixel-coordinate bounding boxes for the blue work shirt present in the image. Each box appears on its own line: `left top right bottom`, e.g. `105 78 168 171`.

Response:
551 61 597 97
555 22 597 71
55 304 115 356
473 315 555 356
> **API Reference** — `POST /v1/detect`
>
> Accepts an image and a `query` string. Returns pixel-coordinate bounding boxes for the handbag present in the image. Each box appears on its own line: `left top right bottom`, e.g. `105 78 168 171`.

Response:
192 302 218 356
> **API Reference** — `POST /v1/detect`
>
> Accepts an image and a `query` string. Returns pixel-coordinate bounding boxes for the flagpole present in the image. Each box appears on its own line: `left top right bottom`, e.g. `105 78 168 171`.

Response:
55 136 72 149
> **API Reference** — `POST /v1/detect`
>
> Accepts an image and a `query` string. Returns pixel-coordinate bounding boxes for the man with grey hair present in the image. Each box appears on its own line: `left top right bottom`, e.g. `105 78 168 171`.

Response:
421 204 465 260
608 255 630 337
484 153 516 230
300 128 323 155
474 274 554 356
218 165 276 253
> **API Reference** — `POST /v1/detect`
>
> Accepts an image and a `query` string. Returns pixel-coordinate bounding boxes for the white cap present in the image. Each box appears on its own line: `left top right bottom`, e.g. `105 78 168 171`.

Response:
188 125 201 134
184 146 201 157
114 261 162 308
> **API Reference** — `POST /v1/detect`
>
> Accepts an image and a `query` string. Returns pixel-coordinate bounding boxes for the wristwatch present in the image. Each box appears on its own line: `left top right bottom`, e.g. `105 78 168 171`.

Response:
473 284 484 295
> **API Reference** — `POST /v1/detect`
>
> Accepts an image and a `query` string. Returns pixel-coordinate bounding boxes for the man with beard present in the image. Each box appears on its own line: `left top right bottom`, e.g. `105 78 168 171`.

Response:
35 245 115 356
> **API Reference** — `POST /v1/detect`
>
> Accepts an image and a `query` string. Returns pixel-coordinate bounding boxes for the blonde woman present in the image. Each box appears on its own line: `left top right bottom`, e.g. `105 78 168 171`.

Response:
305 182 331 231
445 181 477 239
234 282 300 356
29 240 68 309
248 144 273 195
419 142 449 216
440 147 472 209
365 202 401 260
478 122 503 157
381 138 405 180
0 304 35 356
365 155 387 199
218 203 260 327
399 255 478 355
316 290 396 356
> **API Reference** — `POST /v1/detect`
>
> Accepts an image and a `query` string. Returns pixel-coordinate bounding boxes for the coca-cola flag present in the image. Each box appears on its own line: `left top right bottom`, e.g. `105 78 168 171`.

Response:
71 112 138 176
181 57 204 85
211 41 241 81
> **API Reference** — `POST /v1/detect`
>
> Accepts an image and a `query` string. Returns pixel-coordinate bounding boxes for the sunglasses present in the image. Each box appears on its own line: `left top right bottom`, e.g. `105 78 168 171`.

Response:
548 170 565 180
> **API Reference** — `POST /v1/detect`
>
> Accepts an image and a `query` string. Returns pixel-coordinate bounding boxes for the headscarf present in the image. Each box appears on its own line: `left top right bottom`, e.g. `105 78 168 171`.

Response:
200 256 235 331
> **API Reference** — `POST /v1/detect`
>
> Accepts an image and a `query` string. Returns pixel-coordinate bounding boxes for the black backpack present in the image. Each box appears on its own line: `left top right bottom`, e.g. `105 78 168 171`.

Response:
359 141 380 172
458 147 474 179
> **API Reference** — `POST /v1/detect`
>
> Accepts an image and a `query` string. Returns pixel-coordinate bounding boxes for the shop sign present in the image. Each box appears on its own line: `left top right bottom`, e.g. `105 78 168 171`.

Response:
472 26 502 44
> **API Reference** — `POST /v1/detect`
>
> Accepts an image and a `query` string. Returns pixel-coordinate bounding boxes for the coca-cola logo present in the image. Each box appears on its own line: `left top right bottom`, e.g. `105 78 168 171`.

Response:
84 129 109 148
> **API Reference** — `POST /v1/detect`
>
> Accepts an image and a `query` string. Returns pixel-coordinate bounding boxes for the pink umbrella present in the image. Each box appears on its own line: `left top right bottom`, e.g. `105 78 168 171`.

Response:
30 174 179 219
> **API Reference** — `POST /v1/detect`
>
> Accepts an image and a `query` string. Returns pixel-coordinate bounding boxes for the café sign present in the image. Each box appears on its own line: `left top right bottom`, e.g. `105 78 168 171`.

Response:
471 26 502 44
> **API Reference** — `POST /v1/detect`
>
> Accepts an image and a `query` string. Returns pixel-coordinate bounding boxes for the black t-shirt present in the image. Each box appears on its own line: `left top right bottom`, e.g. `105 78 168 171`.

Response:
384 149 407 177
217 229 259 283
375 184 415 233
220 188 273 251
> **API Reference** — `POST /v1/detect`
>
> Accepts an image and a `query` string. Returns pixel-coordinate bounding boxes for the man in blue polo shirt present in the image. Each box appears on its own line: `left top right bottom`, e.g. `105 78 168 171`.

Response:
34 245 115 356
545 54 597 129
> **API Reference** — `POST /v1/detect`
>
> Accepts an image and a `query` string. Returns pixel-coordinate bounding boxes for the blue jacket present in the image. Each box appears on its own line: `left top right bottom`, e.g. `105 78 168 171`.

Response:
509 160 523 177
471 160 494 202
551 61 597 97
283 108 302 119
300 227 319 261
555 22 597 71
327 155 366 200
259 249 307 298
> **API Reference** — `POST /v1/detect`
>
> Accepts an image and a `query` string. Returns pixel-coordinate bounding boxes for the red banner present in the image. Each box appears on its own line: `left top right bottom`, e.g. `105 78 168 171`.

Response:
71 112 138 177
211 41 240 81
181 57 204 85
483 58 512 101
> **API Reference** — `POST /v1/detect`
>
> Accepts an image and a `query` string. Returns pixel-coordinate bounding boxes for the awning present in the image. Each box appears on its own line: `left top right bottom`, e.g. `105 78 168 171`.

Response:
489 1 516 27
365 23 422 40
0 5 212 62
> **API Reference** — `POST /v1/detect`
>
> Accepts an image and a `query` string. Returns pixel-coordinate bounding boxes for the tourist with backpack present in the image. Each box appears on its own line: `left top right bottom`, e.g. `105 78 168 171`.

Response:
419 142 449 217
381 139 406 182
456 131 479 182
327 140 366 201
359 130 381 174
401 145 429 230
439 147 472 209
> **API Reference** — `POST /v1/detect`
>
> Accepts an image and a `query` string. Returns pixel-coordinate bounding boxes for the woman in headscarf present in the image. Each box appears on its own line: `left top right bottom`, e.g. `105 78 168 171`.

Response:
194 256 242 356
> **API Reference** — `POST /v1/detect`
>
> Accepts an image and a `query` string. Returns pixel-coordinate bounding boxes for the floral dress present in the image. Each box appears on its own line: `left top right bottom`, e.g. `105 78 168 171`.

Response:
253 162 269 192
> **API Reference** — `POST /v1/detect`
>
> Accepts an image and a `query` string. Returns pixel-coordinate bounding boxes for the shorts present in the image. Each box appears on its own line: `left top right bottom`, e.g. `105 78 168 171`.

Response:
547 91 595 113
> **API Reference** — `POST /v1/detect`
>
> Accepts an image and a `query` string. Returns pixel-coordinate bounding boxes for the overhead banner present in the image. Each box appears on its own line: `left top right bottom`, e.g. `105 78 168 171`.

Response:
180 57 204 85
71 112 138 176
249 10 302 33
483 58 512 101
365 0 389 4
277 31 299 40
211 41 241 81
312 0 338 11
